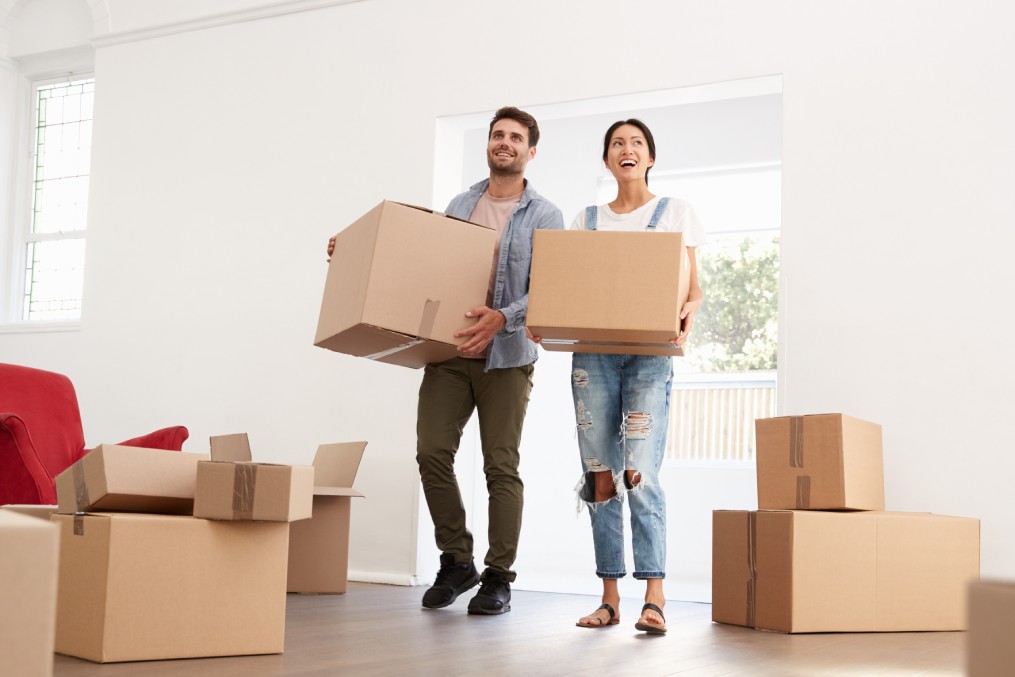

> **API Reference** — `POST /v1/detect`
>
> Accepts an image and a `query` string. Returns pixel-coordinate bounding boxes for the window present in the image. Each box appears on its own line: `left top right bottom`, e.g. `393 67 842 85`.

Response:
11 75 94 322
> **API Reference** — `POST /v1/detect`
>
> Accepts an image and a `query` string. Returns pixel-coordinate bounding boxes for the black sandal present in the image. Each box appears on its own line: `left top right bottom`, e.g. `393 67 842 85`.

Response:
576 603 619 628
634 602 667 634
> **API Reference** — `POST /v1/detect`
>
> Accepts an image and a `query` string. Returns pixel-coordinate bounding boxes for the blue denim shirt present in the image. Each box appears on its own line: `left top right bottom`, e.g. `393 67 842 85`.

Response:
445 179 563 370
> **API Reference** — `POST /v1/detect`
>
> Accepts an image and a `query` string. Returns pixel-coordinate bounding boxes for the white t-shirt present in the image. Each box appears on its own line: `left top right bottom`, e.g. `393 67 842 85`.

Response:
569 196 707 248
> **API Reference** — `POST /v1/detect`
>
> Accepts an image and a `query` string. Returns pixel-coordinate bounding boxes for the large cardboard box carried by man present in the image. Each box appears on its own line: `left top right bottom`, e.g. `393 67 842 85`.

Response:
711 509 980 633
315 201 497 368
527 230 690 356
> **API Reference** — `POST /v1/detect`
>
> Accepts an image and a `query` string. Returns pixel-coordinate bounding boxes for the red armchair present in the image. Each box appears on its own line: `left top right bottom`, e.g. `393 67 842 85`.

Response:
0 362 189 505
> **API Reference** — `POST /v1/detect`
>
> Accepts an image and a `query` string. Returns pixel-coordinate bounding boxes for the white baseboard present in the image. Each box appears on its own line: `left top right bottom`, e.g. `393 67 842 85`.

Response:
348 571 420 587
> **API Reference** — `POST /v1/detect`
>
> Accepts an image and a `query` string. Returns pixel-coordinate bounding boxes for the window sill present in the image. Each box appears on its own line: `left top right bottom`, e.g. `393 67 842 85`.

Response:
0 321 82 334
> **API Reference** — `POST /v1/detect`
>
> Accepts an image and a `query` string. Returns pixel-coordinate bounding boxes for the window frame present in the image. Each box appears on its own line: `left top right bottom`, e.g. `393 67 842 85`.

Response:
1 47 93 332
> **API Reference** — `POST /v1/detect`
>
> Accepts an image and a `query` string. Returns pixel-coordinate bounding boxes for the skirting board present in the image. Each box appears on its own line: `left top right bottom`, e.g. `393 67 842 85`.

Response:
349 571 420 586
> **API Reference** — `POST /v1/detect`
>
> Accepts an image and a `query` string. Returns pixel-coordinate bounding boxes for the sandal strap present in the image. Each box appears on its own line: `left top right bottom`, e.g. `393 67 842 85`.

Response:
641 602 665 622
597 603 616 620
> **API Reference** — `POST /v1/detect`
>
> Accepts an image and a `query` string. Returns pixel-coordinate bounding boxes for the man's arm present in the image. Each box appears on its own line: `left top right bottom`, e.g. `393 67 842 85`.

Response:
495 202 564 333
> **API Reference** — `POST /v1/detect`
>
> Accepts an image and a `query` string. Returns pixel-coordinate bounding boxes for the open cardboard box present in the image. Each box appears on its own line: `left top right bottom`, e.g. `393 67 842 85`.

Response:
288 441 367 594
55 445 208 515
53 511 289 663
527 229 690 356
194 433 315 522
315 200 496 368
712 509 980 633
755 413 885 511
0 509 60 677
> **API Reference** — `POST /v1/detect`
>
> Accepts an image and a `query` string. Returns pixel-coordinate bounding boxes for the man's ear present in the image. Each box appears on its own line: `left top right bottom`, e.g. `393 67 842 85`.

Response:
528 146 537 161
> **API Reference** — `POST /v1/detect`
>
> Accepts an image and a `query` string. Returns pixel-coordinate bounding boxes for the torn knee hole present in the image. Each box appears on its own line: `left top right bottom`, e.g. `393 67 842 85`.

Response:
625 469 642 489
623 412 653 440
572 369 589 388
593 470 617 502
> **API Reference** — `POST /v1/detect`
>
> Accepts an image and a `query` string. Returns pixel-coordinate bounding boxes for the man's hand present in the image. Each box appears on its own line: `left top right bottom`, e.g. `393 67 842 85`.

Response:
455 306 506 356
326 235 337 262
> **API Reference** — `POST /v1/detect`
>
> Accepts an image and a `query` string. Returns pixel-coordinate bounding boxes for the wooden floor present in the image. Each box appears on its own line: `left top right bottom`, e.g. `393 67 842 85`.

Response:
54 582 966 676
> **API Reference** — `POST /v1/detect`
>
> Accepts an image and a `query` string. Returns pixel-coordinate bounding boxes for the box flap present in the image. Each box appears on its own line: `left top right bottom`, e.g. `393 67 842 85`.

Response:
210 433 253 462
312 442 367 491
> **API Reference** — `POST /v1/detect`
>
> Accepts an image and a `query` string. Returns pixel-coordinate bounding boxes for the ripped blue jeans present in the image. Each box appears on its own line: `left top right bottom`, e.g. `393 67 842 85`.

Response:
571 352 672 579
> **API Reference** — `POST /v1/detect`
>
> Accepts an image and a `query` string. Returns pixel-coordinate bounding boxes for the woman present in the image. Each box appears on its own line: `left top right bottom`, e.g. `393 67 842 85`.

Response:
571 119 704 634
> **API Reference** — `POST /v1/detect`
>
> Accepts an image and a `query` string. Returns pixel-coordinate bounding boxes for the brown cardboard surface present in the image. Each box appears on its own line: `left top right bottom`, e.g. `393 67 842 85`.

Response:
194 434 315 522
287 442 367 593
0 504 58 520
55 445 208 515
0 510 59 677
315 201 496 368
527 230 690 355
53 512 289 663
755 413 885 510
712 510 980 633
968 580 1015 676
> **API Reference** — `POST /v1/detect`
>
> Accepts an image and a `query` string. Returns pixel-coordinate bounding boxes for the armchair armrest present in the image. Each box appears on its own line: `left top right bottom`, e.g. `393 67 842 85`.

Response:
0 413 56 504
116 426 190 451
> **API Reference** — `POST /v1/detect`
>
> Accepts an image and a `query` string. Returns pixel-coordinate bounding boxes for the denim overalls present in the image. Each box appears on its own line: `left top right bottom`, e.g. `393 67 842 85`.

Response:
571 198 674 580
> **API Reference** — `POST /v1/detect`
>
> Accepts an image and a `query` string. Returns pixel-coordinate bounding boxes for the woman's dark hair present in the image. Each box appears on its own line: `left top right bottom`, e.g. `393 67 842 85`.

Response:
602 118 657 185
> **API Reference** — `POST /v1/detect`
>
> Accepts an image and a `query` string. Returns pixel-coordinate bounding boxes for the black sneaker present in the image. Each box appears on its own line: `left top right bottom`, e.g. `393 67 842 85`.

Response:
421 554 480 609
467 569 511 615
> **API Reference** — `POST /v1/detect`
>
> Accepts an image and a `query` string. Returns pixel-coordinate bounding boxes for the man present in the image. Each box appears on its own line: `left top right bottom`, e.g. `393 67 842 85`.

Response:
416 107 562 615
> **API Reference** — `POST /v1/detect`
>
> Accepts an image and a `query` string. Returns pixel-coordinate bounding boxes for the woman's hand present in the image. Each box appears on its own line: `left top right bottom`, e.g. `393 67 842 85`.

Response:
326 235 337 262
670 297 702 346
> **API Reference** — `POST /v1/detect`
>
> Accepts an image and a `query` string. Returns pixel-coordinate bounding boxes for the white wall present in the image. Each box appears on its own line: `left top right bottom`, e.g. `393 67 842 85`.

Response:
2 0 1014 589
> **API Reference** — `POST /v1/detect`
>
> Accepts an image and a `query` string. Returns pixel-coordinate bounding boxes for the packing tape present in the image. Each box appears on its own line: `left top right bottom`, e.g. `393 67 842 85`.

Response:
72 461 90 511
73 513 85 536
418 299 440 338
364 338 426 361
232 463 258 520
747 511 757 628
796 475 812 509
790 416 804 468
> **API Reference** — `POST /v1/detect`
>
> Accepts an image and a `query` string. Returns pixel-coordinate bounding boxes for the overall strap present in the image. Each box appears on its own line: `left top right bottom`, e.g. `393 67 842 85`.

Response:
646 197 670 230
585 205 598 230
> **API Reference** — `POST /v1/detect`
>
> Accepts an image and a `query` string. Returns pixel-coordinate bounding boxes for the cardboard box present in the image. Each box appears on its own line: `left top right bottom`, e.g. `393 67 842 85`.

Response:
0 503 58 520
194 433 315 522
288 442 367 593
55 445 208 515
315 200 497 368
53 512 289 662
967 580 1015 676
755 413 885 510
712 510 980 633
527 230 690 356
0 510 59 677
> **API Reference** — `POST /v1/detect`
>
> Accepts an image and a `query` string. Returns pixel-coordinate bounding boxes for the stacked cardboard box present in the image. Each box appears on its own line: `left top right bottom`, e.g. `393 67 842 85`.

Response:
44 437 366 663
712 413 980 633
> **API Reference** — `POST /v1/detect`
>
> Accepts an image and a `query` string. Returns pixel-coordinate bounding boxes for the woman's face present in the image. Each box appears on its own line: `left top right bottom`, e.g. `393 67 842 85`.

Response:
605 124 654 183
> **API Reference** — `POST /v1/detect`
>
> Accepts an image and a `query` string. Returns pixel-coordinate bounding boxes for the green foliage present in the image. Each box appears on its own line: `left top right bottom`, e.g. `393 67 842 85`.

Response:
686 234 779 372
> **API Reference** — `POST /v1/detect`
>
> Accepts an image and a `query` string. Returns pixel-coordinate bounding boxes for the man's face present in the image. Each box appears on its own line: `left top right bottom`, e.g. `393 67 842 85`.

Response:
486 118 536 177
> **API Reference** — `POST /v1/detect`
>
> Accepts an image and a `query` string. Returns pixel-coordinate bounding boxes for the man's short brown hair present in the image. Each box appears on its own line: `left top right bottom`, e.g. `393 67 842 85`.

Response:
489 106 540 148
